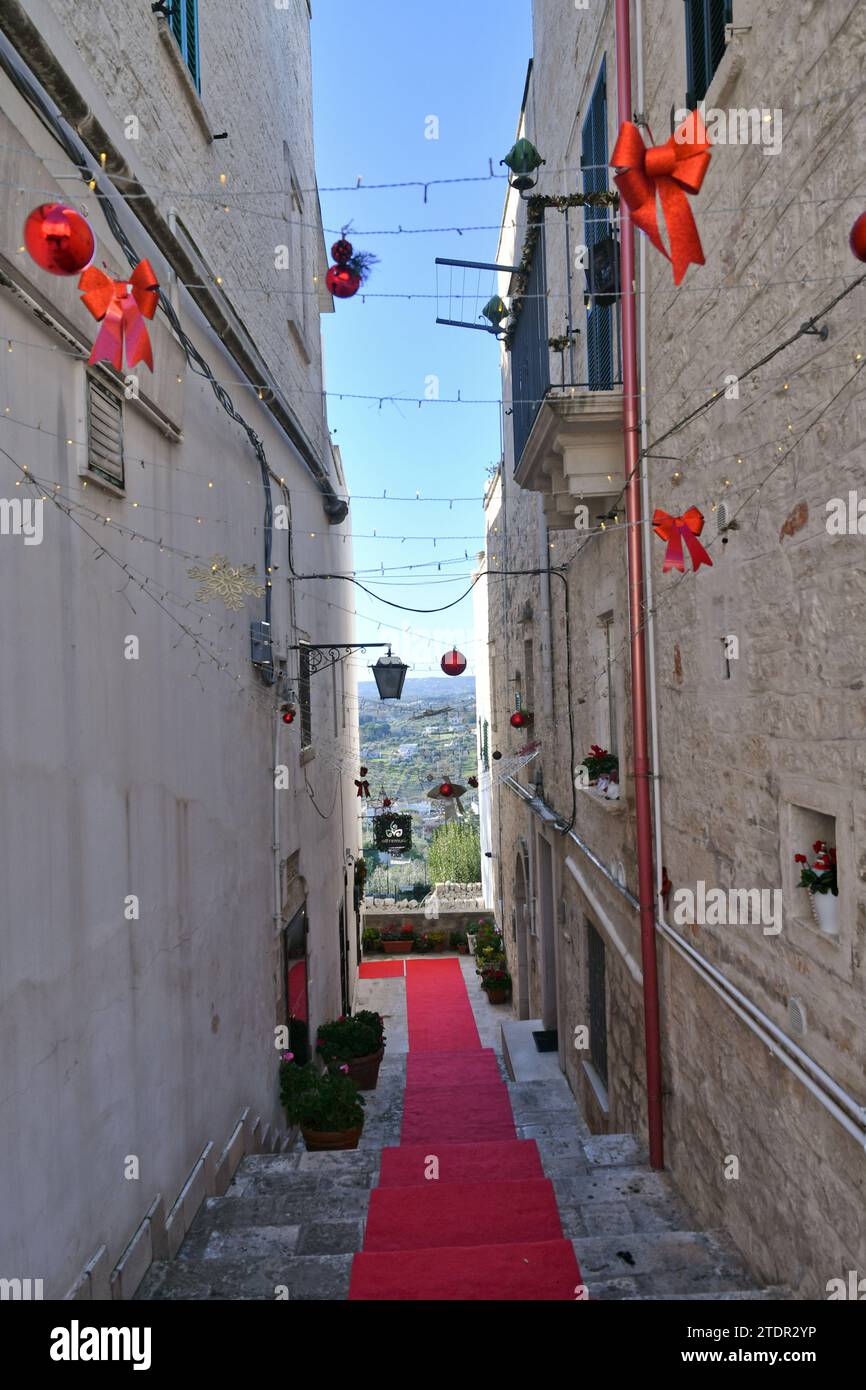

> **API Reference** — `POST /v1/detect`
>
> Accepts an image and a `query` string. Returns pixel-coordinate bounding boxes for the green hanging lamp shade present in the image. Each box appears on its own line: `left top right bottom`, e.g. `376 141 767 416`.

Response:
481 295 509 330
501 138 546 191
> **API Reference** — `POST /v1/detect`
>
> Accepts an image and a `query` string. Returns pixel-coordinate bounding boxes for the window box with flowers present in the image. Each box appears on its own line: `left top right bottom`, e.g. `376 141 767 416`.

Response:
794 841 839 937
581 745 620 799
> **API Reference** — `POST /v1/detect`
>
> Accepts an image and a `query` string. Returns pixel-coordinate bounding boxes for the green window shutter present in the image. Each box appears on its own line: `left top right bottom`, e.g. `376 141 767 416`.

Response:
685 0 730 109
184 0 200 91
168 0 200 92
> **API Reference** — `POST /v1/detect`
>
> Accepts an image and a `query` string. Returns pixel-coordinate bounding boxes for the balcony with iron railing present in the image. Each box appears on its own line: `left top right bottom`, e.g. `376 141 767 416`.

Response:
507 211 625 531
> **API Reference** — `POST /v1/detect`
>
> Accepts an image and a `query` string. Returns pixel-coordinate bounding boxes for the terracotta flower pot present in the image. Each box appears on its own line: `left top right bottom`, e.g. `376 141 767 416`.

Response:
382 941 414 955
484 988 509 1005
456 944 469 955
301 1124 363 1152
345 1046 385 1091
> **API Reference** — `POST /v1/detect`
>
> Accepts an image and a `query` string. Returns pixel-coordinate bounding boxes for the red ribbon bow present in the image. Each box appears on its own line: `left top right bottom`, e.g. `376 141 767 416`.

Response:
653 507 713 573
355 780 370 799
78 259 160 371
611 113 711 284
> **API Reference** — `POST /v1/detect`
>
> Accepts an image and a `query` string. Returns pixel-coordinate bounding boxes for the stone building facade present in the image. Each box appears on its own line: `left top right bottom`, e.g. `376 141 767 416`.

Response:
480 0 866 1297
0 0 361 1297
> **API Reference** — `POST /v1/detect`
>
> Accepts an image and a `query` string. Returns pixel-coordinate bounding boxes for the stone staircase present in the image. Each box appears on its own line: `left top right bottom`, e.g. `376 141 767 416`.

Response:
139 1057 784 1300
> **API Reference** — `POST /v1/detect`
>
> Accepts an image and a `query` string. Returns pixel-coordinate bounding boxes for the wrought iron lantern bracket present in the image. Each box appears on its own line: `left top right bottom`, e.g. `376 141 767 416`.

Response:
288 642 390 676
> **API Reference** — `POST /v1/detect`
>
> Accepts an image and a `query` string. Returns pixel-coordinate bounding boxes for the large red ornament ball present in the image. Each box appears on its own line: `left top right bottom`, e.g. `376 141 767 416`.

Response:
441 648 467 677
24 203 95 276
439 782 454 798
510 710 532 729
850 212 866 263
326 264 361 299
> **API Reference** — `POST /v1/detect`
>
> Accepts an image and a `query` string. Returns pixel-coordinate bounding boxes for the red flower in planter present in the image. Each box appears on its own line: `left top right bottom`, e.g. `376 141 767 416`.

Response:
794 854 807 864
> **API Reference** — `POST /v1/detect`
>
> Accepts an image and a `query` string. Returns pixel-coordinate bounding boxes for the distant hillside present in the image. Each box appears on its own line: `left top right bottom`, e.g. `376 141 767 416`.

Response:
358 675 476 703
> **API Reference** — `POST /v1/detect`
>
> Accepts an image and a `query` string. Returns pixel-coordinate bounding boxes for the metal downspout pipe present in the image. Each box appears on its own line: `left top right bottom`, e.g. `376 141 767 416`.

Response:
613 0 664 1168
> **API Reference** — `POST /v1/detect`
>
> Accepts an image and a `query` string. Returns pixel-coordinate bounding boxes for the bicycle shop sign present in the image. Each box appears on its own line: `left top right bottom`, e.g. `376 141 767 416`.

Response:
373 813 413 854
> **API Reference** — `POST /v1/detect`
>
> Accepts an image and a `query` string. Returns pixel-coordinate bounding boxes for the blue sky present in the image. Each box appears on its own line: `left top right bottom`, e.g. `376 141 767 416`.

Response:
311 0 531 678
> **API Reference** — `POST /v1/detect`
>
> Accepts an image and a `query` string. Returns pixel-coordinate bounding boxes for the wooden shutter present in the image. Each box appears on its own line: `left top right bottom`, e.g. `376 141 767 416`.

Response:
87 376 124 487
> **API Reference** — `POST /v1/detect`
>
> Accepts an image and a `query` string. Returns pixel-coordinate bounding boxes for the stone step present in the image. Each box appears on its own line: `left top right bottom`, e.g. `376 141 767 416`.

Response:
229 1152 378 1195
631 1287 790 1301
137 1253 353 1301
573 1228 758 1298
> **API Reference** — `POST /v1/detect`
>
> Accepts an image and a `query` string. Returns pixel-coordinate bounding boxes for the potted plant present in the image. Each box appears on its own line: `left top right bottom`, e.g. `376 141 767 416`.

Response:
426 928 448 952
480 962 512 1005
381 924 415 955
450 928 468 954
413 933 431 954
279 1057 365 1151
582 744 619 792
316 1011 386 1090
794 841 839 936
361 926 383 956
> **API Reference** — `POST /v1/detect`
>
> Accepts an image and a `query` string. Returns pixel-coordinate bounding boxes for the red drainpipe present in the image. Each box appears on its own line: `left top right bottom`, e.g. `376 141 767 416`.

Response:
613 0 664 1169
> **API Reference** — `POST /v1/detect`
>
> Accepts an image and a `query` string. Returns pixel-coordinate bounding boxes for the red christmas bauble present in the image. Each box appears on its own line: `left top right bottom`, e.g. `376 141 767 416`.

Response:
24 203 95 276
441 648 467 677
382 797 392 808
850 212 866 263
327 264 361 299
439 782 454 798
282 709 295 724
510 710 532 729
331 238 354 264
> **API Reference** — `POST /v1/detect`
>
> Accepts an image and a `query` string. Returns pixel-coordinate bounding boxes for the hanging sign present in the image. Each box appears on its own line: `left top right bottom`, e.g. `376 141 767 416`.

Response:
373 813 412 853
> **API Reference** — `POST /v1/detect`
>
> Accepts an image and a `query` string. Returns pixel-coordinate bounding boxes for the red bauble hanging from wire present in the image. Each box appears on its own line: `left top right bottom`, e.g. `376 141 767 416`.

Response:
24 203 95 276
850 212 866 263
510 709 533 729
439 781 454 798
325 235 378 300
441 648 467 677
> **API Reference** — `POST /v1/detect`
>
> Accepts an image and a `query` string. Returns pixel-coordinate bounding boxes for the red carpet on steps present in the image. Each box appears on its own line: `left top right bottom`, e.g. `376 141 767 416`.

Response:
358 961 405 979
349 958 583 1301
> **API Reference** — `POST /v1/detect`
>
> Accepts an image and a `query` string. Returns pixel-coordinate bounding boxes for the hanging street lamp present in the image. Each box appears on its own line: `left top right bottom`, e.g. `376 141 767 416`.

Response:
480 295 510 334
370 649 409 701
501 138 546 194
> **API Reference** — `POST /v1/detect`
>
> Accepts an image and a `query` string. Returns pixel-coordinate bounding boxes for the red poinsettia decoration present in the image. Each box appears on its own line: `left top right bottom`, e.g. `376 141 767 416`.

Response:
794 841 837 895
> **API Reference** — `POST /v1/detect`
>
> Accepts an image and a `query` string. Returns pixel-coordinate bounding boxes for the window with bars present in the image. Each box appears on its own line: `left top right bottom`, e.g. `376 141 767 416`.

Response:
86 374 124 488
587 921 608 1088
684 0 732 109
581 60 615 390
298 645 312 749
169 0 201 92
